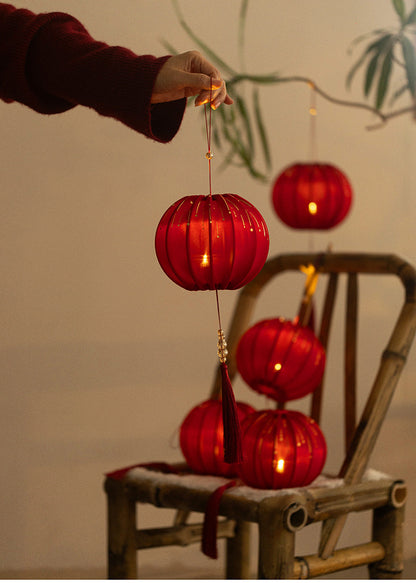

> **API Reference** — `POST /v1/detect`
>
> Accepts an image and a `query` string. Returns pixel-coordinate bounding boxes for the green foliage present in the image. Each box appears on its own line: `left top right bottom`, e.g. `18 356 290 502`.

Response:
347 0 416 109
165 0 416 182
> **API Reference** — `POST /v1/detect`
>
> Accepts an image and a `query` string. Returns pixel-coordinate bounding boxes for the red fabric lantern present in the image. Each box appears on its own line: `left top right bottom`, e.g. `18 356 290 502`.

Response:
155 193 269 291
180 399 255 477
238 409 327 489
272 163 353 229
236 318 325 403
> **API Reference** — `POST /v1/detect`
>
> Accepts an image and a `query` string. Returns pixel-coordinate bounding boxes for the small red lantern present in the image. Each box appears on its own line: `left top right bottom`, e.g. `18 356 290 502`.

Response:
236 318 325 403
272 162 353 229
180 399 255 477
155 193 269 291
238 409 327 489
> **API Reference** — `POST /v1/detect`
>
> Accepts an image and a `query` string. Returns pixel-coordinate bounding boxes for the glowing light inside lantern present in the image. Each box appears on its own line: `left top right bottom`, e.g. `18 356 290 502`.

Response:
201 253 209 266
276 458 285 473
308 202 318 215
274 363 282 371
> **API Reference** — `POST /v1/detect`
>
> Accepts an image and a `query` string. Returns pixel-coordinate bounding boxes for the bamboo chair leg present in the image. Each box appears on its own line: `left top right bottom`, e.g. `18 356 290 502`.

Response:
105 478 137 579
369 503 405 579
226 520 251 579
258 500 296 579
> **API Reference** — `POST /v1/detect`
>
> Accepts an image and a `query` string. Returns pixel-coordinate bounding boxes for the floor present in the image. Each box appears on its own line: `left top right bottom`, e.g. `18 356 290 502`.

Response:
1 558 416 580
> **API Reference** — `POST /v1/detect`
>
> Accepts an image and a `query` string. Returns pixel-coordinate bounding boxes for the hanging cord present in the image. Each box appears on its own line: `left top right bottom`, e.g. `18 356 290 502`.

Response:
308 83 318 252
204 83 243 465
309 82 318 161
204 80 223 343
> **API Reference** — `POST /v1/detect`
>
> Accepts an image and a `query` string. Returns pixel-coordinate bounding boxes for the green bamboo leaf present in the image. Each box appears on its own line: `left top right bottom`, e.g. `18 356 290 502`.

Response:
348 28 392 54
376 47 393 108
346 34 392 89
236 96 255 156
217 100 266 180
160 39 179 55
405 6 416 25
392 0 406 23
253 88 272 171
346 50 372 89
218 146 237 172
172 0 237 77
238 0 249 70
364 51 381 96
389 82 409 105
401 35 416 95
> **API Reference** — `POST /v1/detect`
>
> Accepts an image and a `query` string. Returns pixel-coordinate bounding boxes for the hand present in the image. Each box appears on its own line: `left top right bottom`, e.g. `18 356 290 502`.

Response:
151 50 233 109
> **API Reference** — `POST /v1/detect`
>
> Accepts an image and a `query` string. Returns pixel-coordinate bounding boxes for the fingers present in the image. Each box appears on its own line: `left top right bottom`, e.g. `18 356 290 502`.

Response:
193 77 233 109
194 81 230 109
184 50 233 109
151 51 233 107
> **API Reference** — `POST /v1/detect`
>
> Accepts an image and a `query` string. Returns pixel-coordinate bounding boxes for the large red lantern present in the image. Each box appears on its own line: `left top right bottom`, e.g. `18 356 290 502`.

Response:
180 399 255 477
238 409 327 489
155 193 269 291
236 318 325 403
272 162 353 229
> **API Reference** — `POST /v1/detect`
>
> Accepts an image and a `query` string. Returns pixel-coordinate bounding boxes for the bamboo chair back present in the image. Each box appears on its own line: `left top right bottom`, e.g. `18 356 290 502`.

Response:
209 251 416 555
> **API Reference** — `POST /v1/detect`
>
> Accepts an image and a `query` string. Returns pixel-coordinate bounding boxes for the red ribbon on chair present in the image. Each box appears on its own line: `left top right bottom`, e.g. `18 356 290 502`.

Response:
202 479 237 559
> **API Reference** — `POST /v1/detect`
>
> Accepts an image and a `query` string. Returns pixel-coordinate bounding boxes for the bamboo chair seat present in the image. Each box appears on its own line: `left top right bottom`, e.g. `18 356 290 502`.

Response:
104 252 416 579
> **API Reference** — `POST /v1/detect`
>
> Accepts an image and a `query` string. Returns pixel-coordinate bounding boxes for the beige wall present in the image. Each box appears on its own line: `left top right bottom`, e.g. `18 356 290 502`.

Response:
1 0 416 574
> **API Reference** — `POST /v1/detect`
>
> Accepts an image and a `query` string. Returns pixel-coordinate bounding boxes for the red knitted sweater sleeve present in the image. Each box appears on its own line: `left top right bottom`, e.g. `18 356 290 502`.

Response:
0 3 186 142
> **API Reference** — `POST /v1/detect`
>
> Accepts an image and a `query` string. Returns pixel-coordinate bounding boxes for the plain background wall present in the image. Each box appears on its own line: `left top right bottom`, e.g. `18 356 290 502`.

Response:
1 0 416 575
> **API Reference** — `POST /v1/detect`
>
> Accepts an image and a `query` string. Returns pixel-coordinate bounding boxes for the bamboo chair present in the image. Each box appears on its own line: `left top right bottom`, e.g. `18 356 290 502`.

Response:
104 252 416 579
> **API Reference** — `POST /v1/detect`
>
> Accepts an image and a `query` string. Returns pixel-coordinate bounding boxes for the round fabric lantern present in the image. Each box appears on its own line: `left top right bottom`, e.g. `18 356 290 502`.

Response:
180 399 255 477
272 162 353 229
238 409 327 489
155 193 269 291
236 318 325 403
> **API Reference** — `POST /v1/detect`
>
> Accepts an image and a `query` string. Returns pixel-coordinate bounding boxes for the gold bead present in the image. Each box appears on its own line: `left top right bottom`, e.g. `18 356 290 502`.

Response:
205 151 214 160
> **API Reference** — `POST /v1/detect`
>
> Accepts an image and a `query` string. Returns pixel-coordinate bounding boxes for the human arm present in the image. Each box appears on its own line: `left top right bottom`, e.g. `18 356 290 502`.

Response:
0 4 231 142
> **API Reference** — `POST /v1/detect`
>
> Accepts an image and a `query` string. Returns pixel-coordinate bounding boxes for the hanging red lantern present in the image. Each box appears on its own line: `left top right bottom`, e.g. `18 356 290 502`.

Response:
238 409 327 489
179 399 255 477
155 101 270 466
155 193 269 291
271 162 353 229
236 318 325 403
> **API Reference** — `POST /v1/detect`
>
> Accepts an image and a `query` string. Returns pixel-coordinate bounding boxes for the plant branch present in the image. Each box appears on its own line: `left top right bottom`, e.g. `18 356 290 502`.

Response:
228 73 416 128
229 74 388 123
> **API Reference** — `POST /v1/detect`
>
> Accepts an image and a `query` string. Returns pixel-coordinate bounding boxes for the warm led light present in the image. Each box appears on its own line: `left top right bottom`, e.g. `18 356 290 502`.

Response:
308 202 318 215
274 363 282 371
201 253 209 266
276 458 285 473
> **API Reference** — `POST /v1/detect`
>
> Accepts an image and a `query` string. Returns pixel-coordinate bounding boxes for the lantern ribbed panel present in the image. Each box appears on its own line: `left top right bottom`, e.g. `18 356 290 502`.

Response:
238 409 327 489
155 194 269 291
179 399 255 477
272 163 353 229
236 318 326 402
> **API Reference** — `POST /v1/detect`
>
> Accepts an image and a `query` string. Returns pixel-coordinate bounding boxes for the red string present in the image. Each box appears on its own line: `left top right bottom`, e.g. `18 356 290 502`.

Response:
204 79 213 199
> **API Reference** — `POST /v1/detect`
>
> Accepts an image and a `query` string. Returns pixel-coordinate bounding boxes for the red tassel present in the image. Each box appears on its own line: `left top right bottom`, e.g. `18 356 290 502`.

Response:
220 362 244 464
202 480 236 559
